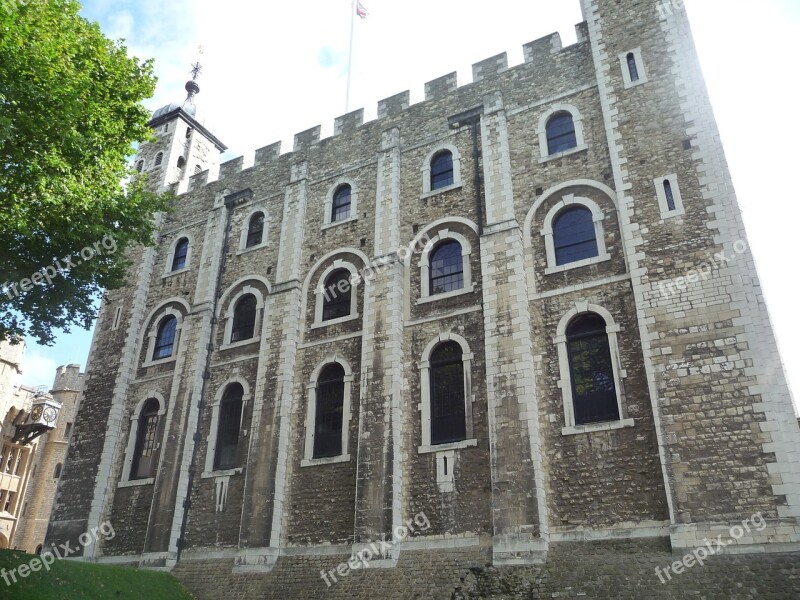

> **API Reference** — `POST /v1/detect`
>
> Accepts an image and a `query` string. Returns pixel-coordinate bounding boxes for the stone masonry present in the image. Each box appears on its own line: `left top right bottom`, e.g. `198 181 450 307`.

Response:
47 0 800 596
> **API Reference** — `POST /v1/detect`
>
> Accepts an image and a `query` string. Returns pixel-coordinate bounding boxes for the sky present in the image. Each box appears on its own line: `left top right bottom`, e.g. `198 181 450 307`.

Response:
21 0 800 414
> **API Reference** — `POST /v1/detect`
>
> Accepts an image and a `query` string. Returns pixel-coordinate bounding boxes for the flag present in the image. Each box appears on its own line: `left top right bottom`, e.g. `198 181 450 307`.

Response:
356 1 368 19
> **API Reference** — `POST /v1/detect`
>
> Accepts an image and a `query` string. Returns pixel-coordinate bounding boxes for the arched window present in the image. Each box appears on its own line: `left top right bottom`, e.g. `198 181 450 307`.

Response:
430 151 454 190
322 269 352 321
313 364 345 459
429 240 464 295
172 238 189 271
546 113 578 155
177 156 186 169
230 294 257 342
194 164 202 175
553 206 598 266
154 152 164 167
213 384 244 470
136 160 144 173
246 212 265 248
35 544 43 555
429 342 467 445
566 314 619 426
663 180 676 212
53 463 62 479
185 127 193 139
331 185 352 222
153 316 177 360
131 398 161 480
627 52 640 82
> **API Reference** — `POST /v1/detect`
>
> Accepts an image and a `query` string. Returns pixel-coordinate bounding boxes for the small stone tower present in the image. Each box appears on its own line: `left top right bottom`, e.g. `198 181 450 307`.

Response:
133 63 227 193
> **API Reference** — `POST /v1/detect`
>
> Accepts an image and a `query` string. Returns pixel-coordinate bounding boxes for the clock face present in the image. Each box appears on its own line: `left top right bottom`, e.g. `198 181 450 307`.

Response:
31 405 43 421
43 407 57 424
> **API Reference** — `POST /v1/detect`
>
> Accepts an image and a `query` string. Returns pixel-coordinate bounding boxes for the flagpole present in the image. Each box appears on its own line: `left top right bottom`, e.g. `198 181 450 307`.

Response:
345 0 356 113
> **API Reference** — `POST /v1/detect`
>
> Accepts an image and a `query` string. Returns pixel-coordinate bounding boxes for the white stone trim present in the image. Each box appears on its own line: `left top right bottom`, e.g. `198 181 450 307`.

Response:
237 207 269 253
540 194 610 273
119 392 167 485
420 143 462 195
553 302 629 431
163 233 194 277
654 173 686 218
219 285 266 348
417 332 475 448
417 228 475 300
313 260 360 326
140 301 189 368
323 178 359 226
537 103 587 162
202 376 251 477
301 355 354 466
619 48 648 88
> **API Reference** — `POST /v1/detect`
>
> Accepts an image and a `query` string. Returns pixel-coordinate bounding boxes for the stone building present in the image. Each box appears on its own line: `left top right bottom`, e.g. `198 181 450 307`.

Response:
47 0 800 596
0 339 83 552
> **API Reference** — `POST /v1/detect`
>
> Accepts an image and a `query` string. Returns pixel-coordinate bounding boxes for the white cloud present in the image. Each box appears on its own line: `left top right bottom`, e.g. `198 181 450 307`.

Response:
19 351 58 390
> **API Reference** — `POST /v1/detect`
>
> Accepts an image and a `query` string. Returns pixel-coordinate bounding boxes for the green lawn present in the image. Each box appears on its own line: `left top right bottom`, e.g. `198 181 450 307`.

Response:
0 549 193 599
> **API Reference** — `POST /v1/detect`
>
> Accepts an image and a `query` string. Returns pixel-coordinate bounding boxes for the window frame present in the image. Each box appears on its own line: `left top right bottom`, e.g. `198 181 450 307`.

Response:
152 315 178 361
119 394 167 487
312 261 360 327
654 174 686 218
245 212 265 249
418 333 477 454
540 194 611 274
220 285 266 350
203 379 250 477
229 294 258 343
537 104 587 162
141 302 187 368
554 303 633 436
420 143 462 197
164 234 193 276
418 229 475 303
330 185 353 223
301 358 354 467
322 179 359 228
619 48 648 88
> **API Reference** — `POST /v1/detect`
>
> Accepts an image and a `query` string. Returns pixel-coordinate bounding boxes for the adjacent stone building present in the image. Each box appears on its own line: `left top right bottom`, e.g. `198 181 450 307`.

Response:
0 339 83 552
47 0 800 597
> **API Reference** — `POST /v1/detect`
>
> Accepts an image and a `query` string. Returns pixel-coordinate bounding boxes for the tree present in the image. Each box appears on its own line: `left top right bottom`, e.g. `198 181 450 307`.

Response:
0 0 170 344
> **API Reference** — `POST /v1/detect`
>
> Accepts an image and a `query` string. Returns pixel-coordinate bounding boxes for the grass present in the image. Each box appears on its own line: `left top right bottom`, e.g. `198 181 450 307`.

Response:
0 549 194 599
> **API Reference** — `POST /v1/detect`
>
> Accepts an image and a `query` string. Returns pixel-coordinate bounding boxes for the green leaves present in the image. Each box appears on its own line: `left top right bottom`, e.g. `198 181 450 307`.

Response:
0 0 169 344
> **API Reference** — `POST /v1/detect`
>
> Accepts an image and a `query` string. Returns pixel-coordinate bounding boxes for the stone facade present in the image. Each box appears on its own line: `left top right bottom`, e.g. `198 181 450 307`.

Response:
47 0 800 596
0 340 83 553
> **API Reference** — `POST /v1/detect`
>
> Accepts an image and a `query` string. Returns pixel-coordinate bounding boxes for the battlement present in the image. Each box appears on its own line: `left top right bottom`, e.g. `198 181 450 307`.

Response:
52 363 84 393
180 25 591 194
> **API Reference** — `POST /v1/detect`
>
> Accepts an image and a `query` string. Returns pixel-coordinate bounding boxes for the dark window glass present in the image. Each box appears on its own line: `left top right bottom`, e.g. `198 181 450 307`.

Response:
430 151 454 190
664 180 676 211
177 156 186 168
430 240 464 295
172 238 189 271
313 364 345 459
332 185 352 222
53 463 62 479
136 160 144 173
322 269 352 322
131 399 161 480
553 207 599 266
429 342 467 445
546 113 578 155
153 316 177 360
246 212 265 248
567 314 619 425
155 152 163 166
627 53 640 82
214 384 244 470
194 165 202 175
231 294 257 342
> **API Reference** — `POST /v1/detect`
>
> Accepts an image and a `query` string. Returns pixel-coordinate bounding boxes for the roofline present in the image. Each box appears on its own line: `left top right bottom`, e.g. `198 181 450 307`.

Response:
147 107 228 152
